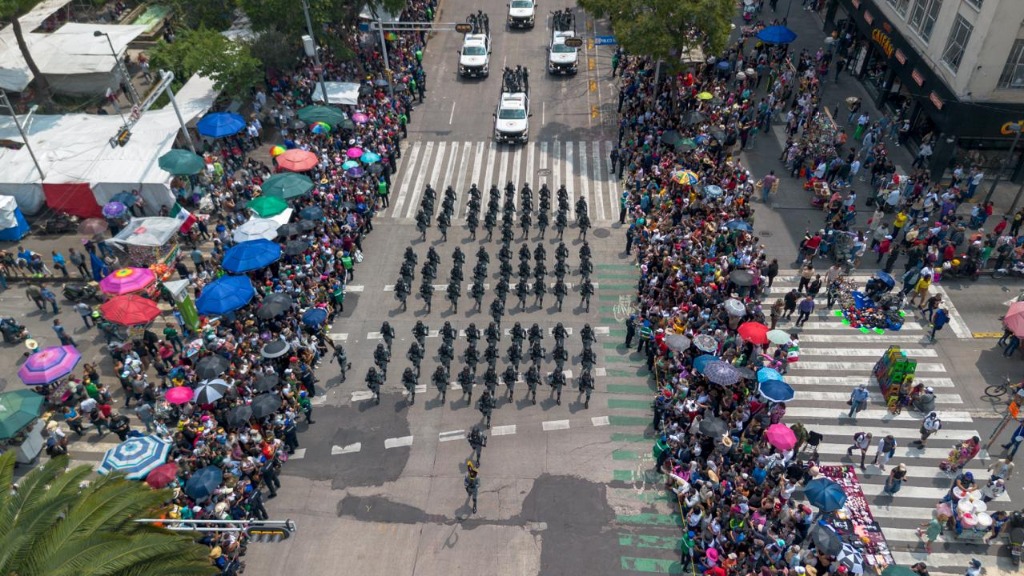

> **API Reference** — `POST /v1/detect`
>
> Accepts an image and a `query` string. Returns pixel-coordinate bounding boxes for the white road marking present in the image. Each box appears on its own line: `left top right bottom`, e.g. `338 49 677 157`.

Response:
290 448 306 459
785 407 974 422
452 141 472 218
551 140 563 192
417 141 447 219
311 395 327 406
402 385 428 395
491 424 517 436
511 145 522 210
351 391 375 402
564 141 575 199
930 285 971 339
785 376 954 387
791 361 945 372
591 416 610 427
539 141 549 182
595 367 607 377
579 139 590 218
595 326 610 335
791 390 962 404
384 436 415 449
328 333 348 342
438 430 465 442
799 347 938 357
405 141 433 218
468 142 486 216
448 101 456 124
391 142 422 217
331 443 362 455
345 285 365 293
441 141 460 213
542 419 571 431
497 144 510 199
592 140 605 220
483 140 498 188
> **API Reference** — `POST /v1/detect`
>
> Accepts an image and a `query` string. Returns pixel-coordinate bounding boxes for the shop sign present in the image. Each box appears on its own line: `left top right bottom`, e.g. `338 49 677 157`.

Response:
911 69 925 86
928 92 943 110
864 10 873 24
894 49 906 64
1001 121 1024 135
872 28 895 58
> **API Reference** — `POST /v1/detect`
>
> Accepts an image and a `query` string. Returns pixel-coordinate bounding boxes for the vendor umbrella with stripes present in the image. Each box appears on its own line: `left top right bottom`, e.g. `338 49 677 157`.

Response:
97 435 172 480
193 379 230 404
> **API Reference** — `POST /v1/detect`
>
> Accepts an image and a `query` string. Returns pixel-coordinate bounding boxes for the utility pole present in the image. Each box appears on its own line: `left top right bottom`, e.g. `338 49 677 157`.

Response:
159 71 196 154
375 20 395 99
300 0 330 105
94 30 140 105
0 88 45 180
985 122 1022 204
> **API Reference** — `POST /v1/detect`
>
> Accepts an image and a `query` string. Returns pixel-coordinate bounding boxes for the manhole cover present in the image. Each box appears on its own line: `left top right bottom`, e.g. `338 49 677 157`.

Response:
536 168 552 176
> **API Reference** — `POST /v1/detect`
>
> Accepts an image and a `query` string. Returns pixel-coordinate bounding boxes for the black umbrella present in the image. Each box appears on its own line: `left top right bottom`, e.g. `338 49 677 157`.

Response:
299 206 324 221
661 130 683 146
284 240 309 256
193 379 229 404
185 466 223 499
358 84 373 96
698 416 728 437
253 374 280 393
809 524 843 556
298 220 316 232
225 405 252 428
277 223 303 238
734 367 756 380
256 294 292 319
251 393 282 419
369 164 384 174
680 110 707 126
730 269 756 287
261 339 291 359
195 355 230 380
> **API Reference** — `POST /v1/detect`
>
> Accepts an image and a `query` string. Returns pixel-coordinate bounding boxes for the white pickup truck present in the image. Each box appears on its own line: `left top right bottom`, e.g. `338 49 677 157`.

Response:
458 33 491 78
506 0 536 29
547 30 579 75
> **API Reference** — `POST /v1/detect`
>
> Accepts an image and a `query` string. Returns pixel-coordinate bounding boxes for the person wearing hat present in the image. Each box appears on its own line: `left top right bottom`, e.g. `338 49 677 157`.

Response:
914 411 942 447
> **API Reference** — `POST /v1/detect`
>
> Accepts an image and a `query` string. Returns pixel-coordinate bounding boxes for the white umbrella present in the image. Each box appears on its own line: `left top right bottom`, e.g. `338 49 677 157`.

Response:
767 329 790 345
232 218 280 243
724 299 746 317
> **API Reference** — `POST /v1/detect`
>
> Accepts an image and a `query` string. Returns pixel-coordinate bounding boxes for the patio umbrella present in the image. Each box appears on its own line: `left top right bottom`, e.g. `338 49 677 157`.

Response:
808 524 843 556
351 112 370 124
193 379 230 404
196 275 255 315
835 543 863 573
100 295 160 326
880 567 918 576
0 389 45 439
185 466 224 499
302 308 328 327
693 354 719 374
673 170 700 186
261 173 314 200
145 462 180 488
738 322 769 345
757 25 797 45
725 219 752 232
252 375 280 393
222 239 282 273
729 269 756 287
665 333 691 352
284 240 310 256
196 112 246 138
97 435 172 480
78 218 108 236
757 367 784 383
698 416 728 437
103 201 127 218
251 393 282 419
18 345 81 385
342 160 359 170
165 386 193 405
257 294 293 319
767 329 791 345
248 196 289 218
158 149 205 175
99 267 156 295
804 478 847 512
704 361 740 386
1005 301 1024 336
233 218 280 243
276 149 319 172
765 423 798 451
704 185 725 199
724 298 746 316
693 334 718 353
195 355 230 380
346 147 364 159
296 105 346 126
361 151 381 164
299 206 324 221
758 379 795 403
225 405 253 428
277 222 303 238
261 339 290 359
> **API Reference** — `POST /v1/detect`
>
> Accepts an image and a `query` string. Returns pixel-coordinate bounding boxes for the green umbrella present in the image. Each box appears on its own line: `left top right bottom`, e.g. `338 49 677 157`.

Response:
338 119 356 131
296 105 346 127
158 149 205 175
247 196 289 217
881 567 917 576
0 389 45 440
261 173 315 200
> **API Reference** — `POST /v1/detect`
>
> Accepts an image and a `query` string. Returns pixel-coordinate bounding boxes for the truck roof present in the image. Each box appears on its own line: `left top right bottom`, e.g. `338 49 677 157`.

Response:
500 93 528 108
464 33 488 45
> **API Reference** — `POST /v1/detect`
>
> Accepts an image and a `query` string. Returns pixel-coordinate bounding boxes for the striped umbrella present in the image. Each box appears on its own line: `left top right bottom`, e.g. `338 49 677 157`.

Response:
98 435 172 480
193 379 230 404
673 170 700 186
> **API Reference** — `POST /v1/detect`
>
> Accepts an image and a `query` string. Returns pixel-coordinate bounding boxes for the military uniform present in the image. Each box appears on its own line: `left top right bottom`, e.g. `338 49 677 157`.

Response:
458 366 475 401
402 367 418 404
549 369 566 405
365 367 383 404
554 279 568 311
525 365 541 404
477 390 496 428
467 427 487 464
502 365 517 400
374 343 391 378
432 365 448 401
482 366 498 397
395 278 410 311
413 321 429 349
407 341 424 375
380 321 396 351
579 278 594 312
578 368 594 408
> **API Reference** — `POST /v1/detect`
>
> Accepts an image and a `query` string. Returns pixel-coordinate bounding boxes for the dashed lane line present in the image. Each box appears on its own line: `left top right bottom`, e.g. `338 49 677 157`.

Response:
384 436 415 449
331 443 362 455
542 419 571 431
438 430 465 442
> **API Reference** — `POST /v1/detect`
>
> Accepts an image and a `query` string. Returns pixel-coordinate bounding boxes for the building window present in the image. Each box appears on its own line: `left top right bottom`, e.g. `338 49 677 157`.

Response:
909 0 943 41
964 0 982 9
999 39 1024 89
886 0 911 18
941 15 973 72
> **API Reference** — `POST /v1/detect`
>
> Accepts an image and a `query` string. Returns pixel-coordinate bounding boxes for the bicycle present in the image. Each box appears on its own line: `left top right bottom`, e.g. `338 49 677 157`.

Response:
984 375 1019 400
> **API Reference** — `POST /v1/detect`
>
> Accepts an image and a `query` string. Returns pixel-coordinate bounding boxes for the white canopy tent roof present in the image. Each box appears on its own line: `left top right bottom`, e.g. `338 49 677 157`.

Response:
311 82 361 106
0 0 75 92
32 22 147 77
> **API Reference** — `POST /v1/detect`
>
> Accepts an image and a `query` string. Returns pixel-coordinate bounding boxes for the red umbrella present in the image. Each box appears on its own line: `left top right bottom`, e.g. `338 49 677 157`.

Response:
276 149 318 172
737 321 769 345
99 295 161 326
146 462 180 488
765 423 797 451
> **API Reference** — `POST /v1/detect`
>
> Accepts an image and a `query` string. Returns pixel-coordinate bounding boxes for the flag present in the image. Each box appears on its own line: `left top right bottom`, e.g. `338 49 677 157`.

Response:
170 203 196 233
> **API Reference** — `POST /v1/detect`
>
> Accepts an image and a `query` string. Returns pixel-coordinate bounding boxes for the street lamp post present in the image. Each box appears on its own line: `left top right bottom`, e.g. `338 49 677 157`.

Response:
94 30 140 106
0 88 45 181
985 122 1022 204
299 0 330 105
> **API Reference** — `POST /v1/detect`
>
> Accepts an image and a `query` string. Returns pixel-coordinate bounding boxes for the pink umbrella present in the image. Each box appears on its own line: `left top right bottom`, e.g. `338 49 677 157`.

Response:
765 423 797 451
346 147 364 159
1005 301 1024 337
99 267 156 295
351 112 369 124
165 386 194 405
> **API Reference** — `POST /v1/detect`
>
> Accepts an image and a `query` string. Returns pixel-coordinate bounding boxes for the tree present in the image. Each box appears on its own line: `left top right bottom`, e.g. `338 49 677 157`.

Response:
240 0 407 52
165 0 236 31
149 28 262 99
0 0 53 104
578 0 735 62
0 452 214 576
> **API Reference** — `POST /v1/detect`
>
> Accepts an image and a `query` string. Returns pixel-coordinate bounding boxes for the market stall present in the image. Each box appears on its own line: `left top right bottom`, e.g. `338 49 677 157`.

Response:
106 217 183 268
0 389 46 464
873 346 918 413
832 274 906 334
819 465 897 570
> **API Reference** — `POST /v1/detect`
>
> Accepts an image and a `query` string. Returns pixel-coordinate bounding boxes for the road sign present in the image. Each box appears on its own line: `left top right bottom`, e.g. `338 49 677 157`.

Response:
455 23 473 33
594 35 617 46
564 37 584 48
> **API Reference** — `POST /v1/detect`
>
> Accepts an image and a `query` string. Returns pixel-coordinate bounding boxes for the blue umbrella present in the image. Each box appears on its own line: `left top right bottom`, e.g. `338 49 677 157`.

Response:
757 367 783 383
693 354 720 374
97 435 171 480
804 478 848 512
725 219 752 231
361 151 381 164
221 239 282 274
301 308 328 327
299 206 324 221
196 275 255 315
704 185 725 199
111 191 136 206
876 271 895 288
196 112 246 138
758 379 796 403
185 466 224 500
716 60 732 70
757 25 797 45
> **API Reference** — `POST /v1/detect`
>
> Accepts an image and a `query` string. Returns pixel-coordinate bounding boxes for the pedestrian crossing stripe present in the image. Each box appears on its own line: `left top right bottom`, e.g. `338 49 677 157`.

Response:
382 282 596 292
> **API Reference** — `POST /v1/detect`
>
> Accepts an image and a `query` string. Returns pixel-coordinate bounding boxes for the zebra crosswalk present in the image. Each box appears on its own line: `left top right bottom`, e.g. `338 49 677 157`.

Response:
384 140 621 222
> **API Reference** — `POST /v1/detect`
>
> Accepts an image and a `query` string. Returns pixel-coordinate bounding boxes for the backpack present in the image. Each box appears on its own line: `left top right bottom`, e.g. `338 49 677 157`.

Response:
853 432 866 444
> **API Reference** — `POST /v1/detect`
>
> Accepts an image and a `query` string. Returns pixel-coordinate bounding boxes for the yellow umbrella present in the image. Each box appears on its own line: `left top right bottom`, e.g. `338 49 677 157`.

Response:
697 92 714 100
673 170 700 186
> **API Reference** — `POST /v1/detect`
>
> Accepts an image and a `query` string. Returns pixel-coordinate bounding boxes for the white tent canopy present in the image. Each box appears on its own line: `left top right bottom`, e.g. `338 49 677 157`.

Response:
312 82 361 106
32 23 147 94
108 217 183 246
0 0 71 92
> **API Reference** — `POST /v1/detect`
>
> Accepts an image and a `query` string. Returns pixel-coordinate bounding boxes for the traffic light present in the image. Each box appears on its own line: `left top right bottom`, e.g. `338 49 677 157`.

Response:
115 127 132 147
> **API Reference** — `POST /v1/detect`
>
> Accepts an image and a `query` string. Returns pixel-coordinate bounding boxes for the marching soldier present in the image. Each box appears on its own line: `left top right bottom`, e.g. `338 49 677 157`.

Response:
415 208 429 240
517 259 531 279
556 241 569 261
519 210 532 239
553 278 568 312
475 246 489 268
578 368 594 409
495 277 510 303
578 212 591 240
441 320 456 343
426 246 440 267
483 341 500 371
453 247 466 267
395 277 411 311
473 260 488 282
518 243 531 262
548 369 566 405
404 246 418 267
471 280 486 311
536 209 549 239
553 322 569 346
467 425 487 465
553 259 568 281
510 322 526 346
413 320 430 349
507 341 523 372
579 240 591 260
482 365 499 397
407 341 424 376
432 365 448 402
465 322 481 347
420 280 435 313
489 183 501 205
581 323 597 349
574 195 588 222
365 367 383 404
579 277 594 312
420 260 437 284
501 221 514 244
483 210 497 241
380 320 396 351
533 243 546 263
467 209 479 240
458 365 475 402
477 389 496 428
552 342 569 373
464 342 480 375
529 340 546 366
533 273 547 307
498 259 513 280
438 339 455 371
502 364 517 401
402 367 418 404
554 210 568 240
447 279 461 313
450 262 464 284
525 364 541 404
580 347 597 372
515 278 530 310
374 342 391 378
437 210 451 241
528 323 544 347
464 461 480 514
489 297 505 328
578 255 594 277
330 341 350 381
485 321 501 347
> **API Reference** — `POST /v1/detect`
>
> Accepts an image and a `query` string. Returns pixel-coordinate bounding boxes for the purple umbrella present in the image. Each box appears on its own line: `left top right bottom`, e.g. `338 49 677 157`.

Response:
102 201 127 218
346 166 366 178
18 345 82 385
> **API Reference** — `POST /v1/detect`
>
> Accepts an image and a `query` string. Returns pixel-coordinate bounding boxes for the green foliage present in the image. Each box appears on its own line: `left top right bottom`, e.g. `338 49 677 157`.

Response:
0 451 214 576
578 0 736 60
0 0 43 19
240 0 406 47
150 28 262 98
249 29 300 73
166 0 237 31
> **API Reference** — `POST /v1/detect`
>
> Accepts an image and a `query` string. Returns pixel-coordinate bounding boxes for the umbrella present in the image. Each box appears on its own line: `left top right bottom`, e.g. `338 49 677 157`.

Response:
680 110 706 126
757 367 784 383
301 308 328 327
724 219 752 232
697 91 714 100
251 393 282 419
276 149 319 172
310 121 331 134
734 367 755 380
0 389 45 439
248 196 289 218
809 524 843 556
698 416 728 437
765 423 798 451
299 206 324 221
252 375 280 393
716 60 731 71
738 322 770 345
196 112 246 138
693 334 718 353
351 112 370 124
185 466 224 500
97 435 172 480
284 239 310 256
342 159 359 170
257 294 293 319
361 151 381 164
759 379 795 403
100 294 160 326
757 25 797 45
346 166 366 178
876 271 895 288
165 386 193 405
145 462 180 488
222 239 282 273
103 201 127 218
196 275 255 316
195 355 230 380
673 170 700 186
261 173 315 200
233 218 280 242
298 219 316 232
99 267 156 295
225 405 253 428
804 478 848 512
767 329 790 345
338 119 356 131
724 298 746 316
296 105 346 126
111 192 136 207
880 567 918 576
1005 301 1024 336
270 145 286 157
194 379 230 404
78 218 108 236
346 147 364 159
661 130 682 146
158 149 205 175
729 269 756 286
836 543 863 572
17 344 81 386
704 185 725 198
261 339 291 359
704 361 740 386
277 222 303 238
665 333 691 352
693 354 720 373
